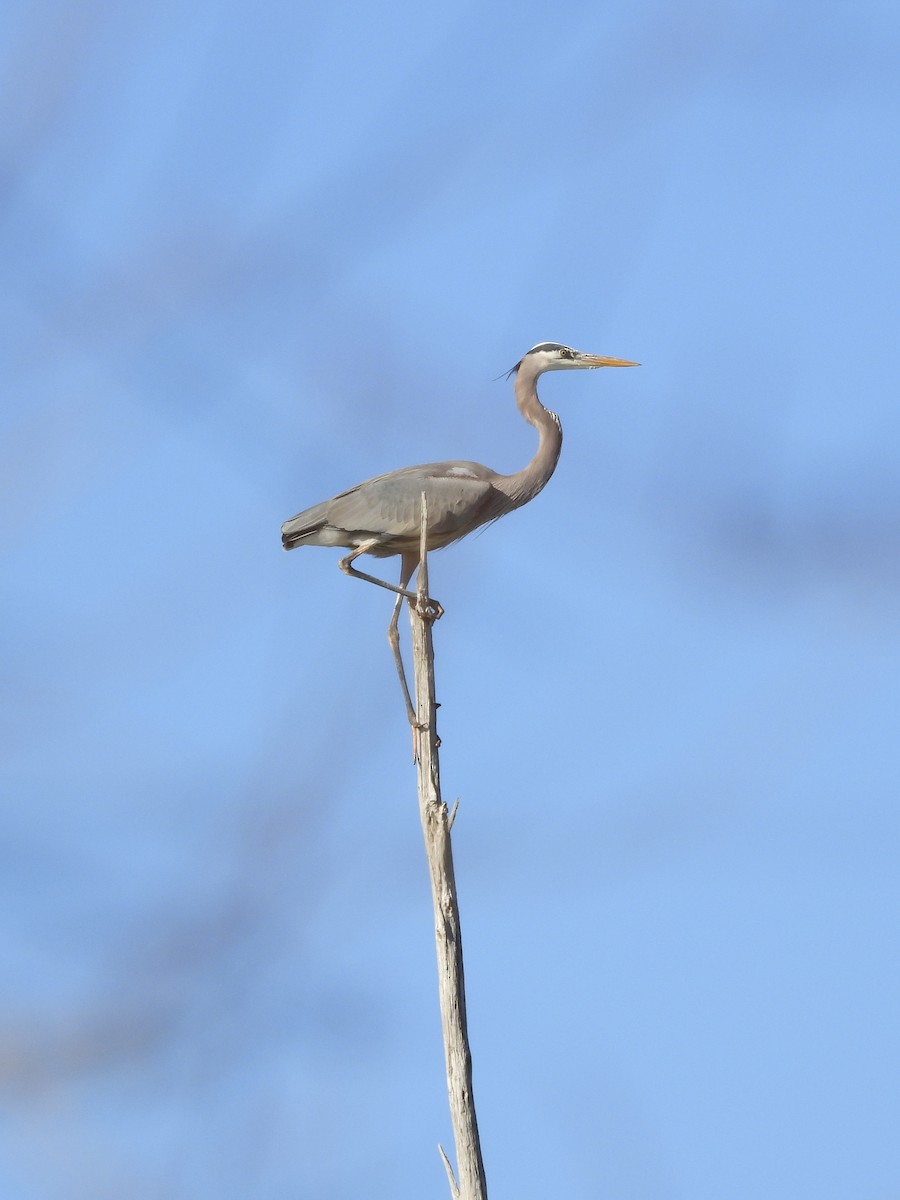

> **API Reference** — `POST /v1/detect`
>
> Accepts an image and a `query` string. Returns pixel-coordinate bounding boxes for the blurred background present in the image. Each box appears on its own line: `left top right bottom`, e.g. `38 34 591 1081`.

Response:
2 1 899 1196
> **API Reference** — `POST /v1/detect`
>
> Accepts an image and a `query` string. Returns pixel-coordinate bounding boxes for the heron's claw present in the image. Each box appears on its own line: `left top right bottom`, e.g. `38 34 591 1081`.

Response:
411 720 440 763
417 596 443 621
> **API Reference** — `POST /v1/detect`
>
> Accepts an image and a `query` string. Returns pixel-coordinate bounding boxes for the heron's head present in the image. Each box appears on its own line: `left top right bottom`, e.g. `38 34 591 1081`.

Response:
507 342 639 379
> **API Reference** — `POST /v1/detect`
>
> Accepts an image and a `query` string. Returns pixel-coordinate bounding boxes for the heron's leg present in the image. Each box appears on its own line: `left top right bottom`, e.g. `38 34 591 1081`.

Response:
387 553 418 728
339 542 443 618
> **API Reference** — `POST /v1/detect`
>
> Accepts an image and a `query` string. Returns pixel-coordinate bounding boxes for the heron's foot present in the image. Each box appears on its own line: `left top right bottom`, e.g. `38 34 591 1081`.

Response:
416 595 443 622
412 722 431 762
411 720 441 763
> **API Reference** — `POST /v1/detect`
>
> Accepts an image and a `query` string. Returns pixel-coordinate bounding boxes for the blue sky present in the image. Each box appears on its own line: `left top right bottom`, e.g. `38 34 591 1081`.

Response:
2 2 899 1197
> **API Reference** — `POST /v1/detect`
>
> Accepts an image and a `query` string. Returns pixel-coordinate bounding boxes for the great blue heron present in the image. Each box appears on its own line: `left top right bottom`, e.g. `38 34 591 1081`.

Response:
282 341 638 721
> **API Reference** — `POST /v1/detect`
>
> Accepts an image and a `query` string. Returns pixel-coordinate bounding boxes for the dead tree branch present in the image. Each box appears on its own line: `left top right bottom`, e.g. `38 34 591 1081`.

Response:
408 493 488 1200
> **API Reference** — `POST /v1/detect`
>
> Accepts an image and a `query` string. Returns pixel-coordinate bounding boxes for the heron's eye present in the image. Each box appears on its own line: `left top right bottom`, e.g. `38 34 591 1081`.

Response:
559 348 572 359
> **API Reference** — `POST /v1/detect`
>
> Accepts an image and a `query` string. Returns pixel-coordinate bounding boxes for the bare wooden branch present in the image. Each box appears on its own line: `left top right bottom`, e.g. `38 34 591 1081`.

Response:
409 492 488 1200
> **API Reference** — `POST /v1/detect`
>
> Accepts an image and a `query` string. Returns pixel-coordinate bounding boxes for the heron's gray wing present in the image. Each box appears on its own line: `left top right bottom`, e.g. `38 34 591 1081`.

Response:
325 461 504 541
282 461 508 551
280 465 420 541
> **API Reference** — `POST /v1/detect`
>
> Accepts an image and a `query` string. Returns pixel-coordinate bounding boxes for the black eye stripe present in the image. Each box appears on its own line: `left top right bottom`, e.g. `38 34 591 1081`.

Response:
527 342 574 356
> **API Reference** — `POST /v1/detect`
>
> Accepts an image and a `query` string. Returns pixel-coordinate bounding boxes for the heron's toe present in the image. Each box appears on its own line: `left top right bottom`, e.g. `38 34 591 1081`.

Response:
418 596 444 621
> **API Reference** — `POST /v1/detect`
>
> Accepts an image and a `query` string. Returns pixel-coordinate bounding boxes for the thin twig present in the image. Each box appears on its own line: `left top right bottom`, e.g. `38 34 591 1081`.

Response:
438 1144 460 1199
409 492 488 1200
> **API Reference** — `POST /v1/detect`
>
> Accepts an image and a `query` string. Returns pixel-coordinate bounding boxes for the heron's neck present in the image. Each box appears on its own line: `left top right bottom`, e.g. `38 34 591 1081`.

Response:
500 365 563 508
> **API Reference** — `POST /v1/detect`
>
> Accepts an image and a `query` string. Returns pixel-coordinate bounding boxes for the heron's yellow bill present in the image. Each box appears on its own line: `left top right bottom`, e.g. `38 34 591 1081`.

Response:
582 355 640 368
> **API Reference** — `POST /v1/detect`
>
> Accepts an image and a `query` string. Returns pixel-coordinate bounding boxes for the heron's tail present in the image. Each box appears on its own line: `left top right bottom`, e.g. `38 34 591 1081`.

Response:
281 519 323 550
281 499 332 550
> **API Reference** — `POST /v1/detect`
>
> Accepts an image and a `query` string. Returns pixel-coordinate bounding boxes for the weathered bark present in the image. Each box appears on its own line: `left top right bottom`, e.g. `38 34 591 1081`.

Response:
409 494 488 1200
